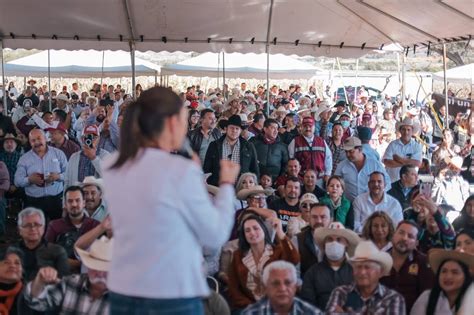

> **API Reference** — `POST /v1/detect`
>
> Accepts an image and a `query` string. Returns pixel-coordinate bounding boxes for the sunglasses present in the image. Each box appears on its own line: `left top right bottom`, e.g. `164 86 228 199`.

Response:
301 203 315 208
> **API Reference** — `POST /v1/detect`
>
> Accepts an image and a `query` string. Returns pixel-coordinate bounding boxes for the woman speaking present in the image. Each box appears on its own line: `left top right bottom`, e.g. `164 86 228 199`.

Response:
102 87 240 314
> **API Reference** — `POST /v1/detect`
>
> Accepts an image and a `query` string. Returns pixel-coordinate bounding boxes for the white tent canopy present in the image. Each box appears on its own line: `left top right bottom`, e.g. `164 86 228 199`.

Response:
433 63 474 85
161 52 321 79
2 50 160 78
0 0 472 58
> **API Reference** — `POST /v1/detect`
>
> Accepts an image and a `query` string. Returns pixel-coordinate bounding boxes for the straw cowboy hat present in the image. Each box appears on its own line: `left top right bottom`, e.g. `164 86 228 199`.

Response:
349 240 393 275
237 185 272 201
75 236 113 272
56 94 69 102
81 176 104 192
2 133 21 145
204 173 219 196
428 248 474 274
314 222 361 256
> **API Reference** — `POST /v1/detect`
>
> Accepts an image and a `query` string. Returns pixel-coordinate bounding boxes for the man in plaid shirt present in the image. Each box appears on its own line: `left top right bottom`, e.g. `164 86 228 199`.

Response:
24 237 111 315
243 261 322 315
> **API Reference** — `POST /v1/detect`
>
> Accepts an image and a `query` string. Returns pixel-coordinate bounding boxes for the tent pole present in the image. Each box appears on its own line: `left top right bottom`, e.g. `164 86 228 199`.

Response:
154 71 157 86
265 0 275 116
336 58 348 103
222 52 226 101
355 59 359 90
401 53 406 117
0 39 6 112
442 43 449 127
129 41 136 99
217 53 220 91
160 72 163 86
48 49 52 112
100 51 105 86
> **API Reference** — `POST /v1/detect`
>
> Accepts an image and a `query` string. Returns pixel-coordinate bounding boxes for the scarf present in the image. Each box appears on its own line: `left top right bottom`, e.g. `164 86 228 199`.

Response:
263 136 277 145
0 282 22 315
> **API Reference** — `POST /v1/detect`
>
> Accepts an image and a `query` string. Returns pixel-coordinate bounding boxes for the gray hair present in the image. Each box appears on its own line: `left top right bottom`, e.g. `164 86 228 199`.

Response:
262 260 297 287
17 207 45 227
236 172 258 192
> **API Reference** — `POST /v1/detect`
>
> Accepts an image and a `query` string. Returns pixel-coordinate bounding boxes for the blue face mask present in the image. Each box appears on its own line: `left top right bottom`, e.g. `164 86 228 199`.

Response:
341 120 350 129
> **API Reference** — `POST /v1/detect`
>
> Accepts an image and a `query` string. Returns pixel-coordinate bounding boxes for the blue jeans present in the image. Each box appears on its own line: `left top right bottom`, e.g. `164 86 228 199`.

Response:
109 292 204 315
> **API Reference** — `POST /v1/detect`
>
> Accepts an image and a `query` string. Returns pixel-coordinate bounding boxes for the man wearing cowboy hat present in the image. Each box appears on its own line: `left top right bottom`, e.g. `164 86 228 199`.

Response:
288 116 332 182
250 118 289 181
25 236 111 314
380 220 435 312
82 176 108 222
47 123 80 160
326 240 406 314
301 222 360 310
0 133 23 197
203 115 259 186
314 101 334 142
383 117 422 183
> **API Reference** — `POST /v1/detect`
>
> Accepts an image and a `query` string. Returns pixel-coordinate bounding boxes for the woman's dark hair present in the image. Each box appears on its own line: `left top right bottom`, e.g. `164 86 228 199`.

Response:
54 109 67 123
426 259 472 315
238 215 272 253
111 87 183 169
454 229 474 248
460 195 474 217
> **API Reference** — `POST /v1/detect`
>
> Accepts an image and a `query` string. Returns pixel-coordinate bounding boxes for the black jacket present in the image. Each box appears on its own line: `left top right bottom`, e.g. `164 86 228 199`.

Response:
187 127 222 153
203 135 259 186
387 180 418 210
250 134 289 180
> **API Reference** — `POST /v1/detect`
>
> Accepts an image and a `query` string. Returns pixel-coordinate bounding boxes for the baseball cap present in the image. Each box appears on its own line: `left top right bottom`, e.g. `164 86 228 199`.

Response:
300 193 319 204
302 116 315 126
343 137 362 151
83 125 100 136
45 123 67 134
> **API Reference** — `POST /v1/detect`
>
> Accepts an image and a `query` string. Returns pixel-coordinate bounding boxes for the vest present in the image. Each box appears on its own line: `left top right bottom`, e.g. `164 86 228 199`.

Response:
294 135 326 175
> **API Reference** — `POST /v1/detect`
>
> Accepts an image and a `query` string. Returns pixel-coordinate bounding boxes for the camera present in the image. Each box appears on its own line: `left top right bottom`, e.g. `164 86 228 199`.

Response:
84 134 94 148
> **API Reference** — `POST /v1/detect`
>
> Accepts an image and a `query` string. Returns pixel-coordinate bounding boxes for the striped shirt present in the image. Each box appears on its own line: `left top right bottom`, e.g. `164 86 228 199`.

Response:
24 274 109 315
326 283 406 315
14 146 67 197
243 297 323 315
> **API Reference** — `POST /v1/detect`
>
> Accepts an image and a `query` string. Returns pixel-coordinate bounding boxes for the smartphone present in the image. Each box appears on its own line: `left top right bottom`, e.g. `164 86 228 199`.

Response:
420 182 432 198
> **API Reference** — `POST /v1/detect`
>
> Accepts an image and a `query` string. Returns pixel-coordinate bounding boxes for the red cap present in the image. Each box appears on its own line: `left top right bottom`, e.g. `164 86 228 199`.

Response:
302 116 315 126
45 123 67 133
190 101 199 109
83 125 100 136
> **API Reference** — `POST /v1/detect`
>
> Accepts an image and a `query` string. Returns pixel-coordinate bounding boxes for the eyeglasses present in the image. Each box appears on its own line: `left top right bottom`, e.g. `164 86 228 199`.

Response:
301 203 314 208
21 223 43 229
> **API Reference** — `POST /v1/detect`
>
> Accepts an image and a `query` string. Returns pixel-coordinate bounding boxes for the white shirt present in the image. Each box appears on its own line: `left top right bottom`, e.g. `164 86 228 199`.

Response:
102 148 235 298
353 192 403 233
383 138 422 182
410 289 454 315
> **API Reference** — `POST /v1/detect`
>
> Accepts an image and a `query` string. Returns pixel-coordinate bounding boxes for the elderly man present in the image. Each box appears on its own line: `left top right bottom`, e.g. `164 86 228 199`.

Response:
15 207 69 281
203 115 259 186
242 261 323 315
45 186 100 272
288 116 332 181
352 171 403 233
0 133 23 198
388 165 419 210
335 137 390 201
65 125 110 188
47 123 80 160
25 236 111 314
383 118 422 183
302 222 360 310
296 203 333 276
326 241 406 314
380 220 435 312
274 158 302 197
251 118 289 181
14 129 68 220
82 176 108 222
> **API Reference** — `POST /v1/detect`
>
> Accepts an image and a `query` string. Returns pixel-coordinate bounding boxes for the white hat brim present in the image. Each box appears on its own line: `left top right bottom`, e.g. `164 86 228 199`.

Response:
75 246 110 272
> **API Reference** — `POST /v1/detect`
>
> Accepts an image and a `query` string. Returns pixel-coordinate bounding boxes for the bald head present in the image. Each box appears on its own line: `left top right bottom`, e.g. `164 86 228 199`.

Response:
29 129 47 154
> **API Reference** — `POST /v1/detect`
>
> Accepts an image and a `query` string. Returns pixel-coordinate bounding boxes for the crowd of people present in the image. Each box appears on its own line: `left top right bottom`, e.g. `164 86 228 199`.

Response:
0 79 471 314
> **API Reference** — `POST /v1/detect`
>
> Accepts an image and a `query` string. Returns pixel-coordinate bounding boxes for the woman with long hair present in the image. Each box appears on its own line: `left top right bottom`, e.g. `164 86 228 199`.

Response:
432 129 460 174
227 215 299 312
188 109 200 131
453 195 474 233
410 249 473 315
361 211 395 251
102 87 240 314
319 175 353 229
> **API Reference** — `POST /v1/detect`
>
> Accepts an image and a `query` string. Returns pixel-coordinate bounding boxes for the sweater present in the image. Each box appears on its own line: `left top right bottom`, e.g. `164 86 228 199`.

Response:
64 149 110 188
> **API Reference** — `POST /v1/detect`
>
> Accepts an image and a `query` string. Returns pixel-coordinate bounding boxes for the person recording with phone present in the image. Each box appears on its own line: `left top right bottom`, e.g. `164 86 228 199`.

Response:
64 125 110 188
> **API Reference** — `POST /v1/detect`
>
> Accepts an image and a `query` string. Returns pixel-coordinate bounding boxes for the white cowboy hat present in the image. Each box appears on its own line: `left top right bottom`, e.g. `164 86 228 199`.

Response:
313 103 333 121
396 117 414 131
275 106 288 114
448 156 464 170
314 222 361 256
349 240 393 275
428 249 474 274
75 236 113 272
237 185 272 201
56 94 69 102
81 176 104 192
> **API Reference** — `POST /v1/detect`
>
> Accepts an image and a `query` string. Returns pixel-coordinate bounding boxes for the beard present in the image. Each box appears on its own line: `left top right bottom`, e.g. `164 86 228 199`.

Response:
96 115 106 123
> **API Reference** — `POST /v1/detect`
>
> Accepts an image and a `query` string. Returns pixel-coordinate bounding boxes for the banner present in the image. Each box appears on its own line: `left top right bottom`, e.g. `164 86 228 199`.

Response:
431 93 473 115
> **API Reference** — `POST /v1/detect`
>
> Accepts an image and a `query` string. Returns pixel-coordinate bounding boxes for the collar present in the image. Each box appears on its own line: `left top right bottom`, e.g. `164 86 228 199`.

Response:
303 135 314 142
351 283 385 299
368 192 387 205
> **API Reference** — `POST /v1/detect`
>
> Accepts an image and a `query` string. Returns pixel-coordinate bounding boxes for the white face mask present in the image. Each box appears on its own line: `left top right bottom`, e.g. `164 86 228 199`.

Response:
325 241 346 261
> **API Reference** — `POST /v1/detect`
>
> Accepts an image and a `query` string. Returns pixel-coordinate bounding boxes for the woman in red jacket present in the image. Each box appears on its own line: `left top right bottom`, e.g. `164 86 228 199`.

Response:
227 215 299 312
